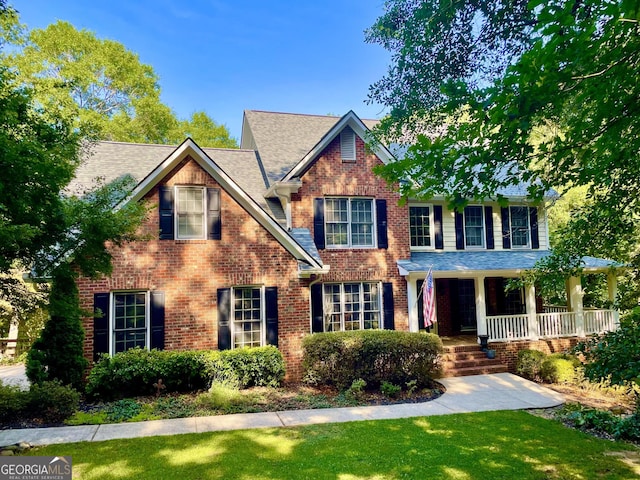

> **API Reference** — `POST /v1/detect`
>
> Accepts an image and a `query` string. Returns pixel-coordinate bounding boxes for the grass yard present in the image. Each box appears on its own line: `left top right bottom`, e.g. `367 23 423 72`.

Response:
27 410 639 479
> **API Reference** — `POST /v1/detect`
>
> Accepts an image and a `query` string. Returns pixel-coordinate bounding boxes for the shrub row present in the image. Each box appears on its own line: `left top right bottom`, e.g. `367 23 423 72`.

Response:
86 346 285 400
302 330 442 390
516 349 581 383
0 381 80 424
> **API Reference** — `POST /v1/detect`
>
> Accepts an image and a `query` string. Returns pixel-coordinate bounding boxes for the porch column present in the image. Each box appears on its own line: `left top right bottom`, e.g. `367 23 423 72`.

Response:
607 271 620 326
407 276 419 332
525 283 539 341
568 276 585 337
475 276 487 338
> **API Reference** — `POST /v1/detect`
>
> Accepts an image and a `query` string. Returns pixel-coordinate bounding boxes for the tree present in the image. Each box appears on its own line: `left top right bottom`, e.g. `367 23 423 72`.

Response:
7 20 237 147
366 0 640 264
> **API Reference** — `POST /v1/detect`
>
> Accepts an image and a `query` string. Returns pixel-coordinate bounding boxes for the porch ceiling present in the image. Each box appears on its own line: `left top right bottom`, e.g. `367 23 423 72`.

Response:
398 251 618 274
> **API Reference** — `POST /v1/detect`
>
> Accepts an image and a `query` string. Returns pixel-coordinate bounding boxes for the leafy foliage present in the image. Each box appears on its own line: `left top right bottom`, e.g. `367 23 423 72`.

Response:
516 349 546 381
367 0 640 267
302 330 442 390
86 347 285 400
539 353 580 384
575 308 640 391
0 379 79 425
6 20 236 147
556 403 640 442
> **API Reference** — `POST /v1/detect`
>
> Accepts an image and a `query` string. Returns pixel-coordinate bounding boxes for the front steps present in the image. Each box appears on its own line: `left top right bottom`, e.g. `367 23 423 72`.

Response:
441 344 508 377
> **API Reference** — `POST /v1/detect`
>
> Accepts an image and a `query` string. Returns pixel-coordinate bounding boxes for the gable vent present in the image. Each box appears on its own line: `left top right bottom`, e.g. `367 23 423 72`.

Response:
340 127 356 161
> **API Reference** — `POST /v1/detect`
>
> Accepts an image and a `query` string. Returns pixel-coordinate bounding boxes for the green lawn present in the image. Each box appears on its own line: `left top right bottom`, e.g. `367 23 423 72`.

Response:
29 411 638 479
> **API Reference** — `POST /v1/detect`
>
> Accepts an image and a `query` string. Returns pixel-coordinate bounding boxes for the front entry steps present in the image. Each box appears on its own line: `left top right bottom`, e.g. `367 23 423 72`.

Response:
441 344 508 377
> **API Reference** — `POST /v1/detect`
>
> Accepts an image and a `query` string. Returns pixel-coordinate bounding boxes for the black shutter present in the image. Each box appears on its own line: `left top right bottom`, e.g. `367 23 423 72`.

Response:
376 199 388 249
529 207 540 249
484 206 495 249
382 282 395 330
217 288 231 350
159 186 174 240
265 287 278 346
150 291 165 350
455 211 465 250
93 293 110 361
501 207 511 249
313 198 325 249
433 205 444 250
207 188 221 240
311 283 324 333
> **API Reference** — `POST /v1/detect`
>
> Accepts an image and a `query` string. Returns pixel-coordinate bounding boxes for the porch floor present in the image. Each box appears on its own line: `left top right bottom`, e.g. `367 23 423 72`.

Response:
439 335 478 347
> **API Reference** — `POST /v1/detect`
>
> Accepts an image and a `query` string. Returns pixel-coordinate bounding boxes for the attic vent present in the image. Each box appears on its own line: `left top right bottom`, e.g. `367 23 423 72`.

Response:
340 128 356 162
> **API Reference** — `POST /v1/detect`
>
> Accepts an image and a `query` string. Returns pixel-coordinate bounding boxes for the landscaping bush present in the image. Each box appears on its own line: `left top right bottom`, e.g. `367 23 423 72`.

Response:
0 381 28 423
0 380 79 425
25 381 81 424
85 348 208 399
302 330 442 390
86 346 285 400
516 349 546 381
540 353 581 384
202 346 285 388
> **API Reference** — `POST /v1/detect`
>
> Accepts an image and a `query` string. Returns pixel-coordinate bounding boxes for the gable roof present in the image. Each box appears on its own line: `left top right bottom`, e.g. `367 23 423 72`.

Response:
241 110 380 185
131 139 325 275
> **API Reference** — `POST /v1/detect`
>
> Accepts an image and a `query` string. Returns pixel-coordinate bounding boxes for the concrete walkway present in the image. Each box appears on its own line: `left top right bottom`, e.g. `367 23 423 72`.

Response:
0 364 29 390
0 372 564 447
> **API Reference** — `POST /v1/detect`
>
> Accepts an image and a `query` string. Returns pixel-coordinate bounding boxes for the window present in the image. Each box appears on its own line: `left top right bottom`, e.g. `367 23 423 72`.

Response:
510 206 531 248
232 287 264 348
112 292 148 354
464 206 485 248
409 205 432 248
322 282 381 332
340 128 356 161
325 198 374 247
176 186 205 239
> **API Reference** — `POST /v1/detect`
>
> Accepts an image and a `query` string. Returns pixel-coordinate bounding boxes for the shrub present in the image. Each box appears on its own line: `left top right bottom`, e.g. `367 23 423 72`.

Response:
516 349 546 381
25 381 80 424
0 381 28 423
540 353 581 383
381 381 401 398
86 346 285 400
345 378 367 402
86 349 209 399
203 346 285 388
195 380 251 411
302 330 442 390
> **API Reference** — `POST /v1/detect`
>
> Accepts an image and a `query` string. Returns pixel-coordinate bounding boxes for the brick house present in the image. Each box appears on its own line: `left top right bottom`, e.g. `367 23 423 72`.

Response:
71 110 619 379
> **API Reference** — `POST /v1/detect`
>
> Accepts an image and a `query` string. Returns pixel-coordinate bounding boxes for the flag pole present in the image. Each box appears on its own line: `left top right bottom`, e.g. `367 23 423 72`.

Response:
414 265 434 308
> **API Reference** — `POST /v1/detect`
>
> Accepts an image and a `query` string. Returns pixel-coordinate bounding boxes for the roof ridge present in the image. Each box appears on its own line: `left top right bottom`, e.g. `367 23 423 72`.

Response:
91 140 179 147
245 109 341 119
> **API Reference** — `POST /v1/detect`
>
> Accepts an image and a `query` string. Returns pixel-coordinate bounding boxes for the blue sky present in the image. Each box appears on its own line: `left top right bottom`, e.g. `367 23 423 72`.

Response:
11 0 391 141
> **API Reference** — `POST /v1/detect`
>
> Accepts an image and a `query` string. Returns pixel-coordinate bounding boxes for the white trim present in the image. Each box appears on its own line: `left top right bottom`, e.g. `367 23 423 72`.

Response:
116 138 326 276
230 285 266 349
109 291 150 356
174 185 207 240
408 203 435 251
283 111 395 181
463 205 485 249
324 197 377 249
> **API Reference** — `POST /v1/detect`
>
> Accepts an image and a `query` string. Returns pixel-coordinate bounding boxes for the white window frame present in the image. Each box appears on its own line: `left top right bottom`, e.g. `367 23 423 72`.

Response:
321 282 382 332
230 286 266 349
325 197 376 248
340 128 356 162
463 205 485 249
175 185 206 240
409 203 435 250
509 206 531 249
110 291 150 355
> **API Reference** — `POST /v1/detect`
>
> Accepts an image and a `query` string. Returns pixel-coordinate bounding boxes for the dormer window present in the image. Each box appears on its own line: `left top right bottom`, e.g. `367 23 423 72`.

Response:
340 128 356 162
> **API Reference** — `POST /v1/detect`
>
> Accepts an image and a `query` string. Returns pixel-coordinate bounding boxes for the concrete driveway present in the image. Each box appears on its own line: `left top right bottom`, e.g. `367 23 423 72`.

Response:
0 363 29 389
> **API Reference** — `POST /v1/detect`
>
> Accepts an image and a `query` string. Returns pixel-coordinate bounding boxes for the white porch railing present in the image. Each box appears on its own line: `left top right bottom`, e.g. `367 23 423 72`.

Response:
537 312 577 338
542 305 569 313
584 310 618 334
486 309 618 342
486 314 530 341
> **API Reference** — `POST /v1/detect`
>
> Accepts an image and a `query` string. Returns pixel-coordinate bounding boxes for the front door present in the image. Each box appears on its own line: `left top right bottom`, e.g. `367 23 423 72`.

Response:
455 279 477 332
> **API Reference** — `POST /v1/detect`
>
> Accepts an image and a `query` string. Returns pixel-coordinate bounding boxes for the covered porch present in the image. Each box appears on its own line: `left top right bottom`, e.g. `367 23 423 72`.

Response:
399 251 620 344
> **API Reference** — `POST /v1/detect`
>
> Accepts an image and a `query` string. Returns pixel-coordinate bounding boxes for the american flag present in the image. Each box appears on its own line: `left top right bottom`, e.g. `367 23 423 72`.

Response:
423 270 436 328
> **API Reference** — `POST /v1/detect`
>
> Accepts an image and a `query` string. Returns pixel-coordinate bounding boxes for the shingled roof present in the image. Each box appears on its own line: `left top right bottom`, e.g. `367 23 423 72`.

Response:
68 141 269 209
241 110 379 185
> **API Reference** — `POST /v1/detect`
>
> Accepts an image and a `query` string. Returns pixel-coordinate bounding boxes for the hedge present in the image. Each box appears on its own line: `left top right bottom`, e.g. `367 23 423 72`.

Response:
0 380 80 424
302 330 442 390
85 346 285 400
